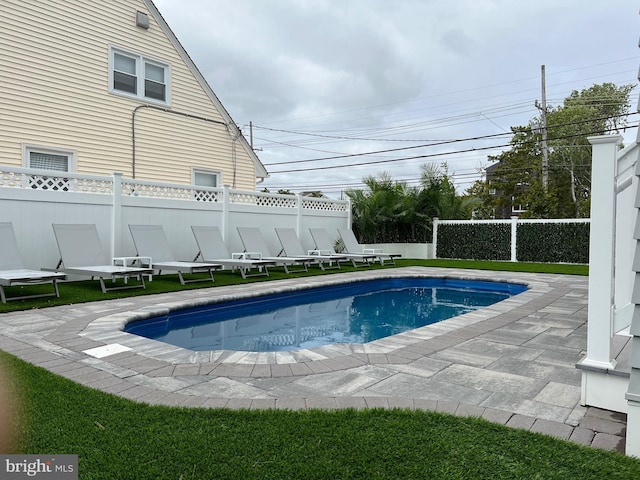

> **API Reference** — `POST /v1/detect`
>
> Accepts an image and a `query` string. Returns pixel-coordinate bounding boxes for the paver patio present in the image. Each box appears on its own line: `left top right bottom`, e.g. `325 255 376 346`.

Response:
0 267 627 453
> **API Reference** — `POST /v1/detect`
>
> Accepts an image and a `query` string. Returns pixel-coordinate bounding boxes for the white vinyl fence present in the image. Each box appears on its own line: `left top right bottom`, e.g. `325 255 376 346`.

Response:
0 166 351 271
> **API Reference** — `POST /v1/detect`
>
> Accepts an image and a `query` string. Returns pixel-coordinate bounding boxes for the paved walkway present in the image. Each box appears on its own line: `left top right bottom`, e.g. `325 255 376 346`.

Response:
0 268 627 453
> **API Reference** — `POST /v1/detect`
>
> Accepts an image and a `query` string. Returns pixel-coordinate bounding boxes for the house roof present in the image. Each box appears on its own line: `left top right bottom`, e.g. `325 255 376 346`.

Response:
484 161 501 175
144 0 269 180
301 191 328 198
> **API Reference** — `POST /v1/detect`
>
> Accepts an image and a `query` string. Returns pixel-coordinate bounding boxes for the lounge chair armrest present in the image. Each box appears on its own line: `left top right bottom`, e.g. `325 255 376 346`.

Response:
233 252 262 260
113 256 152 268
308 249 333 256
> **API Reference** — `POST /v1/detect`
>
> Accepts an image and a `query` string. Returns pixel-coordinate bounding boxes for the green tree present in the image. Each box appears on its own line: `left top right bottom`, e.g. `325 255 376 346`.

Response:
545 82 634 217
464 180 495 219
485 125 543 216
481 82 634 218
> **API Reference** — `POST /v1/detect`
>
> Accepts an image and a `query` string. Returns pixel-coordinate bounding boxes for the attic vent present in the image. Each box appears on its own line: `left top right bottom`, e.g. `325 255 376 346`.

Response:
136 11 149 29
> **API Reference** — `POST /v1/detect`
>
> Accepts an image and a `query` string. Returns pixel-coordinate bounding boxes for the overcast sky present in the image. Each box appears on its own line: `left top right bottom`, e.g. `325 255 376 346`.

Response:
153 0 639 198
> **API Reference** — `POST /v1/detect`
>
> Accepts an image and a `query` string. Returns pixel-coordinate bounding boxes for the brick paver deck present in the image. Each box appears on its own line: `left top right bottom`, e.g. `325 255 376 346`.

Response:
0 267 627 453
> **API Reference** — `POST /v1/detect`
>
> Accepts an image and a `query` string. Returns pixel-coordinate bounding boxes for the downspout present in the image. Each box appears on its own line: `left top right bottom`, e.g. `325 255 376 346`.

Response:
224 123 241 189
131 105 145 179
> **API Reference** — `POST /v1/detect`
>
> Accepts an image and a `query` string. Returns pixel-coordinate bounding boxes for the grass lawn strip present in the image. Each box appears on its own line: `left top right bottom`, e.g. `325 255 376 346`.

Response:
2 351 639 479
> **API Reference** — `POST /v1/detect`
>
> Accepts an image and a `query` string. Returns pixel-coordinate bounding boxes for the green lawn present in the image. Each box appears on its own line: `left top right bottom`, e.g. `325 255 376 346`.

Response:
4 258 630 479
2 350 638 479
0 258 588 313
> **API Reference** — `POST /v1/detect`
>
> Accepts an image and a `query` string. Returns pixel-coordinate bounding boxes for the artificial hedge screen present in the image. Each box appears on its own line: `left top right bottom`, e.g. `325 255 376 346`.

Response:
436 223 511 261
436 221 589 263
516 222 589 263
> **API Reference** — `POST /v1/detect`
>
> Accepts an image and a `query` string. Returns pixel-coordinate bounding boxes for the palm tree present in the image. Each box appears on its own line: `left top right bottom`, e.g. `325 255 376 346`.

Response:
347 173 406 243
346 165 472 243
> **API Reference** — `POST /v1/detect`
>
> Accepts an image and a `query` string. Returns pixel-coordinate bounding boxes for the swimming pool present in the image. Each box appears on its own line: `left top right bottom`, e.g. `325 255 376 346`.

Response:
125 277 526 353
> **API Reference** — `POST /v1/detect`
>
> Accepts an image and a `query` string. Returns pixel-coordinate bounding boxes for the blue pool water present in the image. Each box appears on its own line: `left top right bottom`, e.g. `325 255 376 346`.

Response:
125 278 526 352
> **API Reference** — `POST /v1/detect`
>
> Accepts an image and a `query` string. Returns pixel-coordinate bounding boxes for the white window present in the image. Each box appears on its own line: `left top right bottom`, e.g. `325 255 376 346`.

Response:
110 47 170 104
193 169 221 188
511 196 527 213
22 145 76 172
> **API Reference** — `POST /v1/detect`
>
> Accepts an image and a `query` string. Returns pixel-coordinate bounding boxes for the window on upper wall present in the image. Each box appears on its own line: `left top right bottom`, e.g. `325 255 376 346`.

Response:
192 168 221 201
110 47 170 104
193 169 221 188
23 145 76 172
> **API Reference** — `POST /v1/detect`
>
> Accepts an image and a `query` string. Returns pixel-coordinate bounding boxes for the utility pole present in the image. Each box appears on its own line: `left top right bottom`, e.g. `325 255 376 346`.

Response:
248 121 262 152
538 65 549 192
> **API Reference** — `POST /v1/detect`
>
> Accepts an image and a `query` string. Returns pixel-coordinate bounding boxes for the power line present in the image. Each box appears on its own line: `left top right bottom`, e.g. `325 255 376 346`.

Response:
260 110 637 161
264 114 638 171
264 132 513 166
254 94 638 152
253 75 637 142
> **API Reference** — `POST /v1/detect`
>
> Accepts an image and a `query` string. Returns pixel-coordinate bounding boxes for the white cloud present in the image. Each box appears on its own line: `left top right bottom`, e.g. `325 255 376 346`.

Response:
153 0 640 196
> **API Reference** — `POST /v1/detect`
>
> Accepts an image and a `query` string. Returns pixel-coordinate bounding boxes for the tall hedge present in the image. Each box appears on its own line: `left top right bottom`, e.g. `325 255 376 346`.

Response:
516 222 589 263
436 223 511 260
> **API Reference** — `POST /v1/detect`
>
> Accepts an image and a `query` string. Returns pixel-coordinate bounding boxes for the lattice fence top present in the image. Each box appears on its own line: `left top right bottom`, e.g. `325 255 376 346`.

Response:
302 197 348 211
121 181 221 202
0 170 27 188
0 166 349 210
0 168 113 193
228 191 348 211
230 191 298 208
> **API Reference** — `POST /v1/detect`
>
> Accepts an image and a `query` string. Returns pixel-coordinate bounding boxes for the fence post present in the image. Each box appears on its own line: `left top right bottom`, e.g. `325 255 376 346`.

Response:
222 184 230 244
581 134 622 370
111 172 122 259
510 216 518 262
296 193 303 235
432 217 439 258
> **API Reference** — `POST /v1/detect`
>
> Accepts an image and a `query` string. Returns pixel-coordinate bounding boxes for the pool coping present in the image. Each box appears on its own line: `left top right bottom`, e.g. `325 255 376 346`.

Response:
79 267 548 367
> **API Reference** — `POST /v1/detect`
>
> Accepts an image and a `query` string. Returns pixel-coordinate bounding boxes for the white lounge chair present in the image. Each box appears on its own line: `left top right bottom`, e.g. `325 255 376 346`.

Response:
236 227 310 274
338 228 401 265
191 225 274 279
274 227 346 270
129 225 222 285
309 228 377 268
0 222 66 303
50 224 153 293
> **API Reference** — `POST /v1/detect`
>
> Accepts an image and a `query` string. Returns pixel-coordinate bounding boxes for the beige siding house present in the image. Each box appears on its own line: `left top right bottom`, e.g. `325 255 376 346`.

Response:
0 0 267 190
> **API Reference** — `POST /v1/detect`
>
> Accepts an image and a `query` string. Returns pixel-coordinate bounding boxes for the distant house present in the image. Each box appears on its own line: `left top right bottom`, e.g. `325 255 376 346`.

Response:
301 191 328 198
484 161 527 218
0 0 267 190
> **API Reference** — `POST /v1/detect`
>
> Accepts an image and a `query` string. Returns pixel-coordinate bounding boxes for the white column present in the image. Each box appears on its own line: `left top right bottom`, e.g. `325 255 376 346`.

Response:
222 184 230 244
581 135 623 369
111 172 123 259
432 217 439 258
510 216 518 262
296 193 303 235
